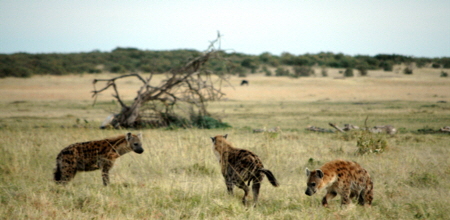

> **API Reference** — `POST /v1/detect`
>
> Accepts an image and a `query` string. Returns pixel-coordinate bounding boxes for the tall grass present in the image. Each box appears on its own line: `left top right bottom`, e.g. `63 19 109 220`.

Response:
1 99 449 219
1 72 450 219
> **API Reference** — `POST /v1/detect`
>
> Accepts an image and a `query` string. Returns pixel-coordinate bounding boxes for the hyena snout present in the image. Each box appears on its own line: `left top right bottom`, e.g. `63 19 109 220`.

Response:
305 187 315 196
132 143 144 154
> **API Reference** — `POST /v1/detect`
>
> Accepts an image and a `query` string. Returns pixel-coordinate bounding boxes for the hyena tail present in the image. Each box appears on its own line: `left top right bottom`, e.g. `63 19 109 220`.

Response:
261 168 279 187
54 162 62 182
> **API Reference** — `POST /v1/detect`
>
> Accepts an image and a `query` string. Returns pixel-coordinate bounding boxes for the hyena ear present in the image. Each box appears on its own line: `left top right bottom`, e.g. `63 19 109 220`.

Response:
210 137 216 144
126 132 132 141
316 169 324 179
137 132 143 140
305 168 311 177
223 134 228 139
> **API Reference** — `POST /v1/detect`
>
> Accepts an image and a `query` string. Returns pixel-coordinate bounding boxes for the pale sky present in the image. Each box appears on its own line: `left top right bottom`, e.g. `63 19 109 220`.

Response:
1 0 449 57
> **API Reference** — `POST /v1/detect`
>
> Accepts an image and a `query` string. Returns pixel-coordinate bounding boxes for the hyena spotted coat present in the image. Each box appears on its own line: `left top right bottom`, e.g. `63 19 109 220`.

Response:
54 132 144 186
305 159 373 207
210 134 279 206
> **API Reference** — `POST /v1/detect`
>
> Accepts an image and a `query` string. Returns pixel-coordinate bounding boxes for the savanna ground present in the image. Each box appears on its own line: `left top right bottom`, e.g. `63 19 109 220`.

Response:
1 68 449 219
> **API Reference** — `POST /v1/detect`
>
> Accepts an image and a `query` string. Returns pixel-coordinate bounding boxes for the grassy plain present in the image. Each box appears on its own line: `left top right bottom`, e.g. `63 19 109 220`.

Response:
1 68 450 219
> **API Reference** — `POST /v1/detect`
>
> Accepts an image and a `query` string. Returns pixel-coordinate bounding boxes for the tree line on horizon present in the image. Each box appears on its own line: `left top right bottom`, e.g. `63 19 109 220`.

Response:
1 47 449 78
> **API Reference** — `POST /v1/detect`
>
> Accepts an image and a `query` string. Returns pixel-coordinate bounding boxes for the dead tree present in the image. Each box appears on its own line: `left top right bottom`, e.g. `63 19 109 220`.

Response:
92 34 230 128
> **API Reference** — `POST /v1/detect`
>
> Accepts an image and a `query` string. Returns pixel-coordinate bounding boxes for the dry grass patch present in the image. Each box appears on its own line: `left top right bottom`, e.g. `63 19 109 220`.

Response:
0 71 450 219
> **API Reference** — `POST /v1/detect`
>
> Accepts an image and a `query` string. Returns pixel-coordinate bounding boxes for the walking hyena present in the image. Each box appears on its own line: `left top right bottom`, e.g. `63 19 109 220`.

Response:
305 159 373 207
54 132 144 186
210 134 279 206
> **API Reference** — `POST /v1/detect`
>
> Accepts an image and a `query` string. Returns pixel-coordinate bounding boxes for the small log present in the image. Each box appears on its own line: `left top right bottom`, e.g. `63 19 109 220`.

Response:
329 123 345 133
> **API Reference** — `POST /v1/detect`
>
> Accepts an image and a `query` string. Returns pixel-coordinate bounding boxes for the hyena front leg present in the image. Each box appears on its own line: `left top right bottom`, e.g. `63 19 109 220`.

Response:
59 165 77 184
322 190 337 207
225 167 235 195
101 161 114 186
55 157 77 184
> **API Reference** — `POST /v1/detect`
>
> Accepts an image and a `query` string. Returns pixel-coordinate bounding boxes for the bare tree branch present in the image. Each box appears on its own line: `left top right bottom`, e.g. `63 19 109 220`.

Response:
91 34 230 128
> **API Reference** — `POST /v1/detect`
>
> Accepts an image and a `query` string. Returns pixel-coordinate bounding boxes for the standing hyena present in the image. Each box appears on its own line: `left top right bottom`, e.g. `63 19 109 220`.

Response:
210 134 279 206
305 159 373 207
54 132 144 186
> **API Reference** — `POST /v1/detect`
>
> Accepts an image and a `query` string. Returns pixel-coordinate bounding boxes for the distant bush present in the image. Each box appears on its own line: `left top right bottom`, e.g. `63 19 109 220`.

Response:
356 65 368 76
431 63 441 68
441 71 448 77
381 61 394 71
293 66 313 77
88 69 102 74
275 67 290 77
161 113 231 129
404 67 413 75
441 58 450 68
109 64 126 73
320 67 328 77
241 58 258 72
190 115 231 129
0 67 33 78
262 66 272 76
234 66 247 77
1 49 449 78
344 68 354 77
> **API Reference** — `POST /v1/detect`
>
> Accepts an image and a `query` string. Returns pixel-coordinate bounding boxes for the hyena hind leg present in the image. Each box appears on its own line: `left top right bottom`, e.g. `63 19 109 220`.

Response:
357 190 366 206
251 181 261 206
364 184 374 206
235 182 250 206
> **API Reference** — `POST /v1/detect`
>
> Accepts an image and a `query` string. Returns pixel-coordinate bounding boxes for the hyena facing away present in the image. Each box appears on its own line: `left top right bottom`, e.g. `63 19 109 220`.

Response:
210 134 279 206
305 159 373 207
54 132 144 186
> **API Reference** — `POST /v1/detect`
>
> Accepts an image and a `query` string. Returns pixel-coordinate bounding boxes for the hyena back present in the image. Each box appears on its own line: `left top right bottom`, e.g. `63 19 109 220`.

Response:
305 159 373 207
210 134 279 206
54 132 144 186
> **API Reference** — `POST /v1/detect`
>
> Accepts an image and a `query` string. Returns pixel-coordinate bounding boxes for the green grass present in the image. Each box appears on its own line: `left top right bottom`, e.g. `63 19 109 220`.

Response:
0 98 449 219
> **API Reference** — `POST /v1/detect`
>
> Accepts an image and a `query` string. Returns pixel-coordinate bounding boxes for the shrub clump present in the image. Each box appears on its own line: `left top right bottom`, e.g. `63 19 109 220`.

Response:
403 67 413 75
344 68 354 77
356 131 388 155
190 115 231 129
159 113 231 129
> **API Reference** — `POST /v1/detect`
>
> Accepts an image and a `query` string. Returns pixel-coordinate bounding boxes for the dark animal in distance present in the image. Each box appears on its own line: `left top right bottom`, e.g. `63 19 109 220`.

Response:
240 80 249 86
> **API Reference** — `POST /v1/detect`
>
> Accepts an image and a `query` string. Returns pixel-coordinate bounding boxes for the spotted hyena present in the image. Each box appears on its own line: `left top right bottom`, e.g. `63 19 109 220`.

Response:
210 134 279 206
305 159 373 207
54 132 144 186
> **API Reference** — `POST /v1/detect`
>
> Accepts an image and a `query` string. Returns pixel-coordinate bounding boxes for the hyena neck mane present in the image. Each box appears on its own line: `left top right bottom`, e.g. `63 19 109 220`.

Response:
318 170 337 189
212 136 235 154
308 167 337 190
105 135 131 156
211 134 237 163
